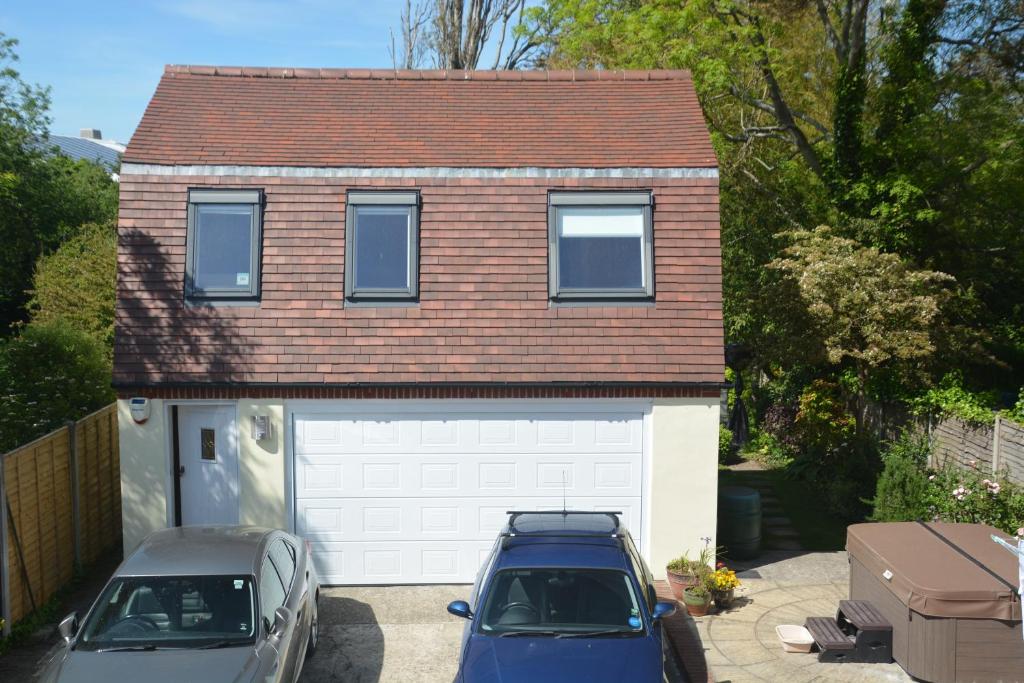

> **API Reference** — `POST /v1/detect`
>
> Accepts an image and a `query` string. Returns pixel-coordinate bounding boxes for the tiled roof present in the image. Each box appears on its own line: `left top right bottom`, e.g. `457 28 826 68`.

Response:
44 136 123 169
124 66 717 168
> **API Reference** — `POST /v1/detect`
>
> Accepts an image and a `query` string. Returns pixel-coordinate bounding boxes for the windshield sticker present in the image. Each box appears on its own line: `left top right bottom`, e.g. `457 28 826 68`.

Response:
234 579 244 590
236 272 250 286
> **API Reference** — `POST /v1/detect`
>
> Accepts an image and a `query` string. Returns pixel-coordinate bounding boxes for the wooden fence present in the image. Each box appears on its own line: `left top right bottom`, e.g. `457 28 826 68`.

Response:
0 404 121 635
931 415 1024 486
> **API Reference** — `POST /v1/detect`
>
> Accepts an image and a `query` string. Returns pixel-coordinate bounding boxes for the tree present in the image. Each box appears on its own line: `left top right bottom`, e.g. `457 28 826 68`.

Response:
390 0 544 69
0 323 113 451
0 33 118 331
28 221 117 356
528 0 1024 394
770 226 953 433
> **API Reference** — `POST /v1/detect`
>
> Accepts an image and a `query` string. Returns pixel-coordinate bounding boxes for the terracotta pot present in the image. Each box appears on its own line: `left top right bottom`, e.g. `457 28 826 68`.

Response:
713 588 735 610
666 568 699 601
682 589 712 617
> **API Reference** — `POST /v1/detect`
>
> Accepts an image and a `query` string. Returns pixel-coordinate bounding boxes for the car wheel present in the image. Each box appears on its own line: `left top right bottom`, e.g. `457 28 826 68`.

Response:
306 594 319 659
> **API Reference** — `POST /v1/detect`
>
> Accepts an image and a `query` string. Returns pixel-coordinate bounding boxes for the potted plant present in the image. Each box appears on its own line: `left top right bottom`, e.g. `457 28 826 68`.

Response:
711 563 741 610
682 579 713 617
665 545 715 601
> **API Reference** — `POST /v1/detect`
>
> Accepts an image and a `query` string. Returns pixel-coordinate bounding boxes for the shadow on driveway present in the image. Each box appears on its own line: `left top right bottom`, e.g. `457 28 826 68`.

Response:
301 585 465 683
302 593 385 683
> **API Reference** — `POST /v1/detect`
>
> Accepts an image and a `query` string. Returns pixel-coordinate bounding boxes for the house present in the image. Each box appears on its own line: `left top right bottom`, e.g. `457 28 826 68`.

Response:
45 128 125 177
114 65 724 584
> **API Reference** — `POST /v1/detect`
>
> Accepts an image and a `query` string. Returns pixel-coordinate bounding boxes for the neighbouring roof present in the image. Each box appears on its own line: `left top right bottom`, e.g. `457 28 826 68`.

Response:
124 66 717 168
47 135 124 169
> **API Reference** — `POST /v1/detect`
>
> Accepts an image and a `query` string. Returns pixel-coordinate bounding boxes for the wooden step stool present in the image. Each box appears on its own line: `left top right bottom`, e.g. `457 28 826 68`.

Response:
835 599 893 664
805 616 855 663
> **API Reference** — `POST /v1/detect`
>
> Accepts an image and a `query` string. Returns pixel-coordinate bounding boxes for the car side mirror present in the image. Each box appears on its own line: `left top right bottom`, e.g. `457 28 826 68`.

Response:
269 606 292 636
651 602 677 621
58 612 79 644
447 600 473 620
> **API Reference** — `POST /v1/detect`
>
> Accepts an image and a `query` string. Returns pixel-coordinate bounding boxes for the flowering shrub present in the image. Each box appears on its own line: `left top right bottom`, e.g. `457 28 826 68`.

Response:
922 462 1024 534
872 432 1024 536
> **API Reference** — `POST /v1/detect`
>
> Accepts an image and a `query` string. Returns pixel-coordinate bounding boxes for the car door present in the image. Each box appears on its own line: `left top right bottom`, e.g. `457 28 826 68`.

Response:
269 539 305 679
259 551 296 682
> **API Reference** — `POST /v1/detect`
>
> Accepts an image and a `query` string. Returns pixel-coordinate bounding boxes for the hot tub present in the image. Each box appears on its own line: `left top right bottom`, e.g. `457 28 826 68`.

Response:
847 522 1023 683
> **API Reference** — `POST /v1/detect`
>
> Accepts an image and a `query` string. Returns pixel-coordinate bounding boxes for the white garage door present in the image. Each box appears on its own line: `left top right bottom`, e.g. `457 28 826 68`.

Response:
291 402 647 584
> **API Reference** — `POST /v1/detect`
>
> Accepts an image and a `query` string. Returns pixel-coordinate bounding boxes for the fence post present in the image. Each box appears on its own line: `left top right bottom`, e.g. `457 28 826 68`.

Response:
67 420 82 573
992 414 1001 477
0 453 10 637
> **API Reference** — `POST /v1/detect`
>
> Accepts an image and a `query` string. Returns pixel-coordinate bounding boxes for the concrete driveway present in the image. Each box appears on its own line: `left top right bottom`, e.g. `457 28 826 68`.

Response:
299 584 687 683
299 585 466 683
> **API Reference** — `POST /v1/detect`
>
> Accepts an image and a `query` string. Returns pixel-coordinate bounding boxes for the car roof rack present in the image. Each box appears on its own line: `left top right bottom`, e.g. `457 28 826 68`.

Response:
500 511 625 550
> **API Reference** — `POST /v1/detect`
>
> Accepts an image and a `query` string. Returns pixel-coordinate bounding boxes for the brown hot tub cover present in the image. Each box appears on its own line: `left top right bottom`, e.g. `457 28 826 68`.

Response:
847 522 1021 621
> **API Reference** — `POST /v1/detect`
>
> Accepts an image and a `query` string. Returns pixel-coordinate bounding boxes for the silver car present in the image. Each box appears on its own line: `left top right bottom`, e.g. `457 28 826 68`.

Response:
39 526 320 683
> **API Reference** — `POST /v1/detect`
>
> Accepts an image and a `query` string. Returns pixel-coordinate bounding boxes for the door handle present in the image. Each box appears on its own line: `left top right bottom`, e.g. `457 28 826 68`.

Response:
177 465 185 477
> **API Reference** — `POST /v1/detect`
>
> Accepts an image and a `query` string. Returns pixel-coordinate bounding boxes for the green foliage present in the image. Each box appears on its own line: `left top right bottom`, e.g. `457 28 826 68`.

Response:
912 372 997 425
0 323 113 452
29 221 117 355
771 226 953 372
718 424 733 464
794 380 855 453
998 388 1024 425
923 465 1024 536
740 430 794 470
867 430 1024 535
870 431 932 522
0 34 117 331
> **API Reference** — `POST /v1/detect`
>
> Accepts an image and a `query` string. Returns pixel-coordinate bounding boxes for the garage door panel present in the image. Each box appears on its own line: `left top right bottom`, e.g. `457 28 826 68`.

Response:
309 541 494 585
293 406 646 585
295 453 642 499
297 497 642 544
295 412 643 455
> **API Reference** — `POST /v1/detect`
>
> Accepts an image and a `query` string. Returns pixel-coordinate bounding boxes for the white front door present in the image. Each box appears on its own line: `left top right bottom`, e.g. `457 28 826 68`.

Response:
178 404 239 526
292 402 647 585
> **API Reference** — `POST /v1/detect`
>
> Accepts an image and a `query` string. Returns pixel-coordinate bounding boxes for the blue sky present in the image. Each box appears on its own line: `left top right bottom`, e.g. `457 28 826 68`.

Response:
2 0 414 142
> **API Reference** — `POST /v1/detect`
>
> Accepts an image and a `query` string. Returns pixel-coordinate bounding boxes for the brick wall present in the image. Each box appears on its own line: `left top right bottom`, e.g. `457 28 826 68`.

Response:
114 174 723 387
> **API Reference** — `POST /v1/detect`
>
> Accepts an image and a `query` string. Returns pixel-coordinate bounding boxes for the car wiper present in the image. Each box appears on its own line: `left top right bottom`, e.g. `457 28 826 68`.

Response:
497 630 562 638
95 644 161 653
195 640 249 649
556 629 639 638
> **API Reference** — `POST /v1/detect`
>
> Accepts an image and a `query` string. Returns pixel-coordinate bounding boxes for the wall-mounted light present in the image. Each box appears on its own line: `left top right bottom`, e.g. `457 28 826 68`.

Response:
251 415 273 441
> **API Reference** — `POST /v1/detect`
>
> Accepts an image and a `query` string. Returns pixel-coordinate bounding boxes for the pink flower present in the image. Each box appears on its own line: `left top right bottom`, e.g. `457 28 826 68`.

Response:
969 460 977 468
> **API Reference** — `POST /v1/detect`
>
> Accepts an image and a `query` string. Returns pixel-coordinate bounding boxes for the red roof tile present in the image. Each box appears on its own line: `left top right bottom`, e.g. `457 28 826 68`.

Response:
124 66 717 168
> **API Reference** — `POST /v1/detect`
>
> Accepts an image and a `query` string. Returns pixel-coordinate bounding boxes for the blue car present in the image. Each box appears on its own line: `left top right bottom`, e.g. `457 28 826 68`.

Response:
447 511 678 683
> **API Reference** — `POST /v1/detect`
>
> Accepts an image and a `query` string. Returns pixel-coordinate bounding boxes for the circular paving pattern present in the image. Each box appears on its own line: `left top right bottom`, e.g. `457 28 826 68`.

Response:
698 583 913 683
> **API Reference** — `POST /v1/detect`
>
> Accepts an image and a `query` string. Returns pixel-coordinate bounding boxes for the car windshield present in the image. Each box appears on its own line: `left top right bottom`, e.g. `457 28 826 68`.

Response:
76 575 256 651
479 568 644 636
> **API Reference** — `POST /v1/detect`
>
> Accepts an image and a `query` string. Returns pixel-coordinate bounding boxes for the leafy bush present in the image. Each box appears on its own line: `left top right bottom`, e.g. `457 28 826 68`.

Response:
741 429 795 469
1003 388 1024 425
718 424 734 464
795 380 855 453
923 463 1024 535
912 372 997 425
870 432 932 522
29 221 117 356
867 430 1024 535
759 402 800 451
0 323 113 452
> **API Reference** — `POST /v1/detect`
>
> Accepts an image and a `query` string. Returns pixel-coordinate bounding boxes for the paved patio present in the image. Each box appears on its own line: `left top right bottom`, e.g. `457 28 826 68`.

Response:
667 551 914 683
